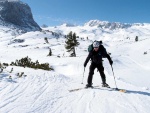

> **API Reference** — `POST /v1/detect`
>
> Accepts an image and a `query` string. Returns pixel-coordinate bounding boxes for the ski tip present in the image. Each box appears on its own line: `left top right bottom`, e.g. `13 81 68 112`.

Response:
113 88 126 93
119 89 126 93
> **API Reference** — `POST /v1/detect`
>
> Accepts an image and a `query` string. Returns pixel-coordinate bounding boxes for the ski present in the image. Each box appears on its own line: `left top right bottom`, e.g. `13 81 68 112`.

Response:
104 87 126 93
94 86 126 93
68 86 99 92
116 88 126 93
68 86 126 93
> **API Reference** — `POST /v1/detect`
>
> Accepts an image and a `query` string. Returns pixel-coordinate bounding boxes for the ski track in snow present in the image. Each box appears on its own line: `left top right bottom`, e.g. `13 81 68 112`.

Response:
1 54 150 113
1 58 150 113
120 55 150 70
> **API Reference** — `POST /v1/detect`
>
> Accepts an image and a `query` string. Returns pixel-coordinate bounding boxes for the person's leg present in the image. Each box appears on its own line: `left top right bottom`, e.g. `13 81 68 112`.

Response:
97 63 106 84
97 63 110 87
87 63 96 86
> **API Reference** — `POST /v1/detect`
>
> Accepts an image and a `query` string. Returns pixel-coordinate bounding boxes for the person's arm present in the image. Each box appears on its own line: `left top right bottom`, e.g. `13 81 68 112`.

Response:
106 54 113 65
84 52 92 67
100 45 113 65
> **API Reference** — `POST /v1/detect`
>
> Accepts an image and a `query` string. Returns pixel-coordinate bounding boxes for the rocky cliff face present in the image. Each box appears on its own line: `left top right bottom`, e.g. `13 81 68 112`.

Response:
0 1 41 32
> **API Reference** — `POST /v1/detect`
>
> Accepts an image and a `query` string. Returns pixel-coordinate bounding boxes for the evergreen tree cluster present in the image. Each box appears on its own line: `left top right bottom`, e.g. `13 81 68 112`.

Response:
16 72 27 78
0 62 9 73
0 63 4 73
65 31 80 57
10 56 53 71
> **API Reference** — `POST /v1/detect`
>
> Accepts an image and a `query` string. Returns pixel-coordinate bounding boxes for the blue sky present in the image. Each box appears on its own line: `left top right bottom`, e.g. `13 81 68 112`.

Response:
22 0 150 26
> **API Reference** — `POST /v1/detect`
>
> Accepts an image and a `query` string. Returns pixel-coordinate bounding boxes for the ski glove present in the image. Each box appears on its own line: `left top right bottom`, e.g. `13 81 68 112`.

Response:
109 60 113 65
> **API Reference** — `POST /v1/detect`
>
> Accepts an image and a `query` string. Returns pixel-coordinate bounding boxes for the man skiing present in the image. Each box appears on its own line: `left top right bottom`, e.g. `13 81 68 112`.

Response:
84 41 113 88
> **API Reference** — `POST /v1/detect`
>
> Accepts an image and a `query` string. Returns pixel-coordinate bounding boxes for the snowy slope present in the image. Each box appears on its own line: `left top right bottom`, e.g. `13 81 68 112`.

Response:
0 23 150 113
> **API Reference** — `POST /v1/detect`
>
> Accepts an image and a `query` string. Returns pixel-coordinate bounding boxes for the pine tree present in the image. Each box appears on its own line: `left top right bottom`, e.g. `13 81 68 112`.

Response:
65 31 79 57
44 37 49 43
47 48 52 56
135 36 138 42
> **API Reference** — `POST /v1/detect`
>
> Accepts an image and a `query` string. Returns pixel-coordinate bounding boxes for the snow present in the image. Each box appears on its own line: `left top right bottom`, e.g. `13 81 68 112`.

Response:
0 23 150 113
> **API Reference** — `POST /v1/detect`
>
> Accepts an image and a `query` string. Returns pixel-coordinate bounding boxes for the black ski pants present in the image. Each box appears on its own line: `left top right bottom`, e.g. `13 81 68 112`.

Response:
87 62 106 85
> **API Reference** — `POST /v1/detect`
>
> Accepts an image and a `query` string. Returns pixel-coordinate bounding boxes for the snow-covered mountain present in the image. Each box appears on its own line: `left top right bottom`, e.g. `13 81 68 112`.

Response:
0 0 41 33
84 20 132 29
0 19 150 113
60 23 76 27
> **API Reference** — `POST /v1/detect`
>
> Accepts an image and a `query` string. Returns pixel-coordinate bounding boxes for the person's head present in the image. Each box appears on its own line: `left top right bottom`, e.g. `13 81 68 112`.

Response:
93 41 100 51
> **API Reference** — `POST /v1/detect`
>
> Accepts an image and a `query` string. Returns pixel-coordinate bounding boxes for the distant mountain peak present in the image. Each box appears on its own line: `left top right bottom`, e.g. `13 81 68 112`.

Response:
84 20 132 29
60 23 76 27
0 0 41 32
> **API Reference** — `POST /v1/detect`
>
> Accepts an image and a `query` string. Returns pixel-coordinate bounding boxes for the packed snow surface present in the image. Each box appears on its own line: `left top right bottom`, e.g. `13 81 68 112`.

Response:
0 24 150 113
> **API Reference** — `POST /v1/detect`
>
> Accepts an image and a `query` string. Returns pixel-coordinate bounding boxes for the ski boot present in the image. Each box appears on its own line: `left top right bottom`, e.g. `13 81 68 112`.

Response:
102 83 110 88
85 83 93 88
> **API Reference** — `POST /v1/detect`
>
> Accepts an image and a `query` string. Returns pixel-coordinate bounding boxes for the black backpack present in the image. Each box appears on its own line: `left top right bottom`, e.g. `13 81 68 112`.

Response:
88 43 94 52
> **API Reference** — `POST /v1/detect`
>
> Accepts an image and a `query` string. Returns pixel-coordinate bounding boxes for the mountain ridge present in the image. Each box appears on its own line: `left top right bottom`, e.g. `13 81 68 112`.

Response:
0 0 41 33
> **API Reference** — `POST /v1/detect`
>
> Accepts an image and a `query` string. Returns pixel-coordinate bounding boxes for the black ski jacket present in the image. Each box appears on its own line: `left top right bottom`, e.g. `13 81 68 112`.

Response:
84 45 112 66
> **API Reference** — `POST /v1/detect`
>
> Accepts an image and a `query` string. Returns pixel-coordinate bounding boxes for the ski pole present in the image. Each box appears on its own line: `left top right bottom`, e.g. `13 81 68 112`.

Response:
111 65 118 90
81 67 85 84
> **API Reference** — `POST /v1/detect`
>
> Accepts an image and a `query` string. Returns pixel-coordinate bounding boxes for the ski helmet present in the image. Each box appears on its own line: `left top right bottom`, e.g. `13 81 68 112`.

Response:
93 41 100 48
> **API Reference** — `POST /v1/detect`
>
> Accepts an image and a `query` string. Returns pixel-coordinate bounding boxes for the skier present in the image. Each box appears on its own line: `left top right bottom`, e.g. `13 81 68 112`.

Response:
84 41 113 88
